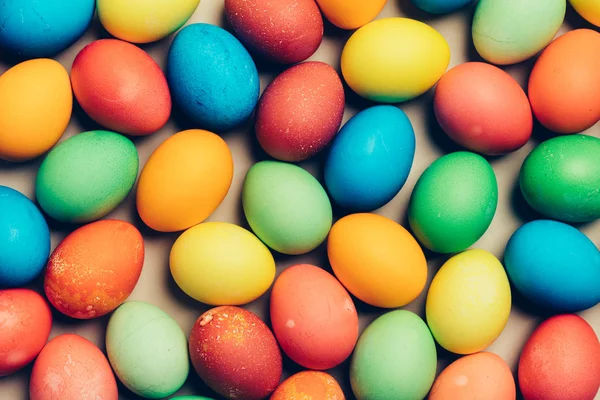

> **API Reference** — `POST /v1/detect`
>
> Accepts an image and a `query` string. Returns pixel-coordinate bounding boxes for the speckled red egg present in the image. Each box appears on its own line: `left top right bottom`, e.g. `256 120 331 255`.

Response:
256 61 345 162
71 39 171 136
189 306 282 400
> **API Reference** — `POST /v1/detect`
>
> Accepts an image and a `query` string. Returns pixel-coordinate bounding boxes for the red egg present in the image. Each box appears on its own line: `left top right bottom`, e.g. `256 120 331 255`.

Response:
71 39 171 136
256 61 345 161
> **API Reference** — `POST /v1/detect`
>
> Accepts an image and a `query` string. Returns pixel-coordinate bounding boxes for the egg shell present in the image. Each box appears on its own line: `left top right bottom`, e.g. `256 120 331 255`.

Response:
97 0 200 43
0 289 52 377
341 18 450 103
225 0 323 64
518 314 600 400
410 0 473 13
433 62 532 155
327 213 427 308
324 106 415 211
170 222 275 305
528 29 600 134
408 151 498 253
270 264 359 370
167 23 260 131
0 186 50 288
189 306 282 400
519 134 600 222
271 371 345 400
504 220 600 312
242 161 332 255
29 334 118 400
106 301 189 399
136 129 234 232
350 310 437 400
315 0 386 29
570 0 600 26
35 130 139 224
44 219 144 319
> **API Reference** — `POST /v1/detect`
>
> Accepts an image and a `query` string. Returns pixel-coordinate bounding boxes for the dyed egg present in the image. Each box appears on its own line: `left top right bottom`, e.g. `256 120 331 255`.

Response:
519 135 600 222
71 39 171 136
408 152 498 253
0 186 50 288
256 62 345 162
97 0 200 43
315 0 386 29
271 371 345 400
472 0 566 65
324 106 415 211
519 314 600 400
351 310 437 400
528 29 600 134
426 250 511 354
270 264 359 370
29 334 118 400
570 0 600 26
242 161 332 255
504 220 600 312
328 213 427 308
171 398 215 400
36 130 139 224
341 18 450 103
0 289 52 376
44 219 144 319
434 62 532 155
170 222 275 305
0 59 72 162
189 306 282 400
106 302 189 399
136 129 233 232
168 24 259 131
411 0 473 13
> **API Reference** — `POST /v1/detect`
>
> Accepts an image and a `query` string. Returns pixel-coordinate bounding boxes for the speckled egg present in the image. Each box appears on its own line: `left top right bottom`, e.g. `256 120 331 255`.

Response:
271 371 345 400
411 0 473 13
315 0 386 29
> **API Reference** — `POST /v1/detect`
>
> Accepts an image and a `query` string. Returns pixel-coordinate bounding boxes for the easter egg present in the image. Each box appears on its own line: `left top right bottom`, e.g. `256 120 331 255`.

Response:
328 213 427 308
44 219 144 319
106 301 189 399
170 222 275 305
504 220 600 312
270 264 359 370
528 29 600 134
29 334 118 400
341 18 450 103
472 0 566 65
315 0 386 29
324 106 415 211
408 152 498 253
242 161 332 255
189 306 282 400
271 371 345 400
570 0 600 26
136 129 233 232
350 310 437 400
519 134 600 222
411 0 473 13
518 314 600 400
433 62 532 155
0 289 52 377
71 39 171 136
36 130 139 224
0 59 72 162
171 398 215 400
0 186 50 288
167 23 259 131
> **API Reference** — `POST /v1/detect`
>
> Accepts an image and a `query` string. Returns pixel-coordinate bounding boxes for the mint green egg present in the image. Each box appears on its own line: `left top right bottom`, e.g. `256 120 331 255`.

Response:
36 130 138 223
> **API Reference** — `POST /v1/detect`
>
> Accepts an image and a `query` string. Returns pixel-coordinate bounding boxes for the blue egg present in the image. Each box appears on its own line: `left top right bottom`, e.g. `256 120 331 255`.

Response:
0 186 50 288
167 23 260 132
324 106 415 211
504 220 600 312
410 0 473 14
0 0 95 58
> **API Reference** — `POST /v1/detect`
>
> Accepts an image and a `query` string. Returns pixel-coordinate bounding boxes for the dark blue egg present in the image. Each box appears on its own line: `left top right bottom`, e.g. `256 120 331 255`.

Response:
411 0 473 14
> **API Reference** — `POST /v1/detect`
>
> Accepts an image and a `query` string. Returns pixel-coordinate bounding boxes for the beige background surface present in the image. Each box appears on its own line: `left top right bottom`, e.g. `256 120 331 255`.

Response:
1 1 599 399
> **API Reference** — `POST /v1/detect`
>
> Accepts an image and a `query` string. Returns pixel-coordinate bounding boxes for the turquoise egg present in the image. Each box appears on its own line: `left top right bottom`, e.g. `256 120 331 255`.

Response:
411 0 473 14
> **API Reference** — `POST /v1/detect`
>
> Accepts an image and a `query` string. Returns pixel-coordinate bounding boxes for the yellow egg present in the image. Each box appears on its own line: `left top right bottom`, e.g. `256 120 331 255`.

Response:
341 18 450 103
315 0 387 30
569 0 600 27
426 249 511 355
170 222 276 306
0 59 72 162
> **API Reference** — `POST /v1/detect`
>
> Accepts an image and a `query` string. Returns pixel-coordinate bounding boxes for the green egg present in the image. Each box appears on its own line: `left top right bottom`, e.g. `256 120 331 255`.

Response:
170 397 215 400
36 130 138 223
242 160 332 255
408 151 498 254
350 310 437 400
520 134 600 223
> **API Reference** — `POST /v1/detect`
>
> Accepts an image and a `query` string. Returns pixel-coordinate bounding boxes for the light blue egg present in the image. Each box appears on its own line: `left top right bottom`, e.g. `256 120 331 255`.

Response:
324 106 415 211
167 23 260 132
411 0 473 14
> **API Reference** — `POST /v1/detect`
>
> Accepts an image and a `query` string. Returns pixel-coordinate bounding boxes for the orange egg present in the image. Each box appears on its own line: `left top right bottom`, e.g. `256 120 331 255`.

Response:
315 0 387 30
271 371 345 400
